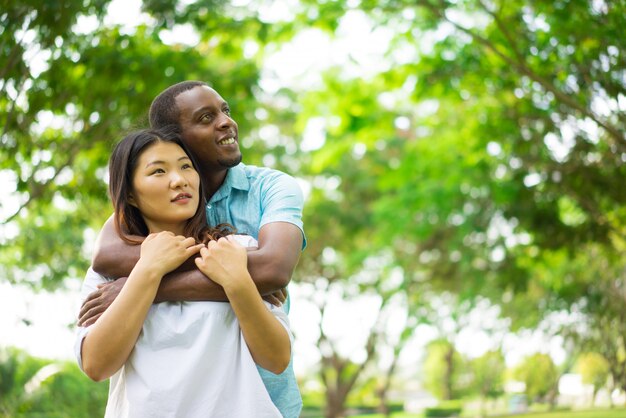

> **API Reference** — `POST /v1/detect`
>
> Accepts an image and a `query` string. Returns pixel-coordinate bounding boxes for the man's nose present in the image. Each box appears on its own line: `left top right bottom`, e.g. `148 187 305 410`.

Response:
216 113 235 130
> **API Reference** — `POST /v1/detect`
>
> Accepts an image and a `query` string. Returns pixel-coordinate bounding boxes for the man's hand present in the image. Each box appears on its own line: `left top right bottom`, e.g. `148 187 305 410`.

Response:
78 277 127 327
262 288 288 307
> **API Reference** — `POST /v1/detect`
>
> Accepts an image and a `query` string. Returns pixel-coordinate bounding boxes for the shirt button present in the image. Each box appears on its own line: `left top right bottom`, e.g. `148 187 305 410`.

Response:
207 204 212 209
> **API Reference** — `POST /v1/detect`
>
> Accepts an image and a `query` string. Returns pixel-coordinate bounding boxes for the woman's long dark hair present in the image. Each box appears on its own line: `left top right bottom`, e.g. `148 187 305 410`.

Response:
108 127 233 244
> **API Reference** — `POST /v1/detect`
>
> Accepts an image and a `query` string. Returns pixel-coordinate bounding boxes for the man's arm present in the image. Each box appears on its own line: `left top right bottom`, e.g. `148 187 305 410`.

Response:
93 215 295 296
91 215 229 299
79 217 297 326
91 215 140 278
246 221 303 294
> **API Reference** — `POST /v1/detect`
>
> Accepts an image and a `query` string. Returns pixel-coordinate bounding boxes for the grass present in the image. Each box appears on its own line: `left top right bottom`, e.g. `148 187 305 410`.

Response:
343 407 626 418
496 408 626 418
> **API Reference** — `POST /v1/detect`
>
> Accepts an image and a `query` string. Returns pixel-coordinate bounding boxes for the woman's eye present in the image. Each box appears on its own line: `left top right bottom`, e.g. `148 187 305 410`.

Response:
151 168 165 175
182 163 193 170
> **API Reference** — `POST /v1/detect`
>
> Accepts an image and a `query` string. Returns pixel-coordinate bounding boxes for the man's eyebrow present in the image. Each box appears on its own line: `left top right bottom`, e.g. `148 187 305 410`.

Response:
192 106 212 119
191 102 230 119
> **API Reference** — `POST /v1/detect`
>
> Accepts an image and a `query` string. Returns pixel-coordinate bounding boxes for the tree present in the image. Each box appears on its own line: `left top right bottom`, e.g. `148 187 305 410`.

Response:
423 339 468 401
3 0 626 412
577 352 610 406
514 353 558 404
470 350 505 417
292 0 626 405
0 1 294 289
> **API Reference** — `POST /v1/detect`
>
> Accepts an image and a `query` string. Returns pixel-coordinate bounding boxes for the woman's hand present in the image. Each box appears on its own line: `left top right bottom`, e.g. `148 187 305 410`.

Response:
138 232 203 277
195 236 251 290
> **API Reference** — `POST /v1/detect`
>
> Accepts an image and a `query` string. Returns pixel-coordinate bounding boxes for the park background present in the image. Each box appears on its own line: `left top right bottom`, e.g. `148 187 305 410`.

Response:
1 0 625 417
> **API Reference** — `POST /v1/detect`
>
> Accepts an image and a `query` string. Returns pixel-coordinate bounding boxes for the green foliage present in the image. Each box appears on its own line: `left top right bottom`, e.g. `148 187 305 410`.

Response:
576 352 610 396
2 0 626 414
0 0 275 289
0 347 107 417
514 353 558 403
424 400 463 417
423 339 468 401
470 350 505 400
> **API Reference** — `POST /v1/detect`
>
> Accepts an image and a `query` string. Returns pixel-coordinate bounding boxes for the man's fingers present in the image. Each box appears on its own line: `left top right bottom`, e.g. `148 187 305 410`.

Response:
77 305 105 326
82 289 102 305
81 312 102 327
263 294 282 307
79 298 98 319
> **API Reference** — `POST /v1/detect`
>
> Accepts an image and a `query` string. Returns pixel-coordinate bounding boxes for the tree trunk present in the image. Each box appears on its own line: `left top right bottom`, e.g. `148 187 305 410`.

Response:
324 390 345 418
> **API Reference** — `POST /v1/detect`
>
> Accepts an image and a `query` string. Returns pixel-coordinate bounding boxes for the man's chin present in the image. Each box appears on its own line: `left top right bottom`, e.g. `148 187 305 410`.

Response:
218 154 243 168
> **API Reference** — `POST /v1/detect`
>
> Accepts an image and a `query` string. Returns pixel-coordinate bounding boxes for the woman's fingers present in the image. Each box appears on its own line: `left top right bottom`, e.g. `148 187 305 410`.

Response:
187 243 204 256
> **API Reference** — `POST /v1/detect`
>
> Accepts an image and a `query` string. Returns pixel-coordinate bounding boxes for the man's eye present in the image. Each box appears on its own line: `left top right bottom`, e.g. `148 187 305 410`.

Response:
200 114 213 122
224 108 231 115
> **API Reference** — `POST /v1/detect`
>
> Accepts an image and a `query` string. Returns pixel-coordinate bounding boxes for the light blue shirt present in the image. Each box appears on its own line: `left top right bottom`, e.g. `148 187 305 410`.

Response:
205 163 305 418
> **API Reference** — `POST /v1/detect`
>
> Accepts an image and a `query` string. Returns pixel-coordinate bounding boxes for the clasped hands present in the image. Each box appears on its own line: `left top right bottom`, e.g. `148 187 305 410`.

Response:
78 235 288 327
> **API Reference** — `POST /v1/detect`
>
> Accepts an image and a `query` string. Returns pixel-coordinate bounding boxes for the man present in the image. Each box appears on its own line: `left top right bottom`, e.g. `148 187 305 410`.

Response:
79 81 305 418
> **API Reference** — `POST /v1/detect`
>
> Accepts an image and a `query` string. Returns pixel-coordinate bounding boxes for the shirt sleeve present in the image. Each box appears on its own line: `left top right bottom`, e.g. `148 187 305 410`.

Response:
74 268 112 371
259 171 307 249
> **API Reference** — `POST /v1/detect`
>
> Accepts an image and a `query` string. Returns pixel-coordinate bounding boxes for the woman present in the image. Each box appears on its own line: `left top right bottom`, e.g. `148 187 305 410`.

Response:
74 129 291 417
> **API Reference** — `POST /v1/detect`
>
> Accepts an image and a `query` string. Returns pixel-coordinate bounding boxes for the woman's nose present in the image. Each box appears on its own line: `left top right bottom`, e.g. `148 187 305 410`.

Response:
170 171 188 188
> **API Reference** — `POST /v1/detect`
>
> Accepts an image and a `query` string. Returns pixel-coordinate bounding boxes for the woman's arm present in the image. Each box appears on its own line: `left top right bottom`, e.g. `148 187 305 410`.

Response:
81 233 202 381
80 220 299 327
195 237 291 374
93 216 301 294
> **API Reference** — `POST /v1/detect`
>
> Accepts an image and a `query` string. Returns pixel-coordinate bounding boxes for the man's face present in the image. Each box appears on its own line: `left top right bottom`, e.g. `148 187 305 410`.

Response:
175 85 242 171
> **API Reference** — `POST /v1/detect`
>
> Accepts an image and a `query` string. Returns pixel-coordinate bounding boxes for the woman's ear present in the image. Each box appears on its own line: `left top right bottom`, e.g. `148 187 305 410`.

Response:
128 193 138 208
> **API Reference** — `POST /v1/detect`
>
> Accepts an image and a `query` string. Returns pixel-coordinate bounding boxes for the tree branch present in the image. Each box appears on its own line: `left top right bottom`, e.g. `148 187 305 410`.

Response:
417 0 625 148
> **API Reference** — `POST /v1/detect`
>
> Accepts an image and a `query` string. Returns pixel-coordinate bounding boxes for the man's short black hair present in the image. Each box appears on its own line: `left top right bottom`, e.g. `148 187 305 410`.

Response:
149 80 208 129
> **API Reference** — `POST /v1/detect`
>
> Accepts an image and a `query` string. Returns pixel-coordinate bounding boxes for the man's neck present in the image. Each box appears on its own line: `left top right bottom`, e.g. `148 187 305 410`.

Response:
200 168 229 199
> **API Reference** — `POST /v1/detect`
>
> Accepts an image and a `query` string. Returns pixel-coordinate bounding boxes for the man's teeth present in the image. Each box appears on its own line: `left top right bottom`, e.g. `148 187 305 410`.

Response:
218 137 235 145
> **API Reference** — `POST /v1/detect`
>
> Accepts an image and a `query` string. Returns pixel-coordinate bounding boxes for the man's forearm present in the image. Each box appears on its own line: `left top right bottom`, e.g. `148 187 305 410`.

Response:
246 248 297 295
155 269 228 302
92 242 139 279
244 222 303 295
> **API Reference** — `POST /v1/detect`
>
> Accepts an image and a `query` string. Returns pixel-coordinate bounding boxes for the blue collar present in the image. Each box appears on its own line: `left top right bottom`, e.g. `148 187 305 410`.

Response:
208 163 249 203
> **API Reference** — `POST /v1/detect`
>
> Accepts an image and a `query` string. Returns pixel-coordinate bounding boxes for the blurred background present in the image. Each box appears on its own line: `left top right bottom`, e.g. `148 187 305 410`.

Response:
1 0 625 417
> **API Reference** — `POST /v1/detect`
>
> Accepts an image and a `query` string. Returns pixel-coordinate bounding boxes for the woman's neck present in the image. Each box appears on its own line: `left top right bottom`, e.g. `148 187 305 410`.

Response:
145 221 186 237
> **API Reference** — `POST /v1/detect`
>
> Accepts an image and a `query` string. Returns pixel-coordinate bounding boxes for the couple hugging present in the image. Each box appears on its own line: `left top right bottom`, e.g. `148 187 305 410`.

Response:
75 81 306 418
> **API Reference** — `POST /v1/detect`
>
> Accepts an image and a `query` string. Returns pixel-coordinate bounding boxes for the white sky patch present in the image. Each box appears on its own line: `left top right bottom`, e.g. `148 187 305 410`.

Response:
159 23 200 47
0 170 19 221
73 14 100 34
523 172 542 188
0 282 82 360
300 117 326 152
104 0 153 32
262 10 393 92
257 0 300 23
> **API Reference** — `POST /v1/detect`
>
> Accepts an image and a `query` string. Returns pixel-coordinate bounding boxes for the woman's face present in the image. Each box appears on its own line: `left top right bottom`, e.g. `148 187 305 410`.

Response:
129 141 200 235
